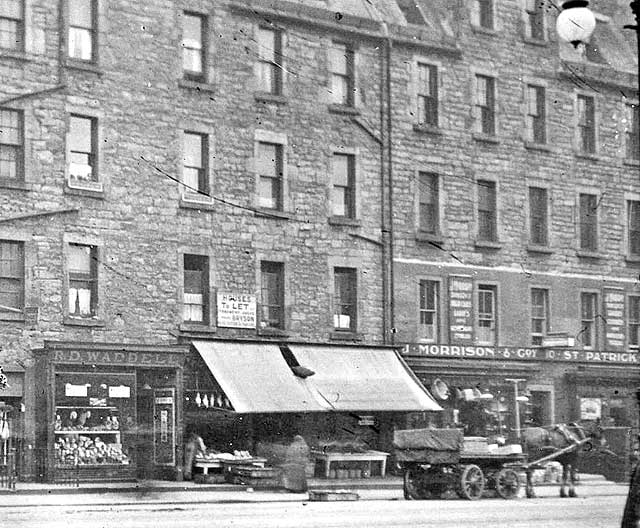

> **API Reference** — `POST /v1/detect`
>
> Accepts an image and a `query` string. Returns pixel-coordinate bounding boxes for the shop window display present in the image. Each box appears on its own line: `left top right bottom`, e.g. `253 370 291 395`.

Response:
53 372 135 478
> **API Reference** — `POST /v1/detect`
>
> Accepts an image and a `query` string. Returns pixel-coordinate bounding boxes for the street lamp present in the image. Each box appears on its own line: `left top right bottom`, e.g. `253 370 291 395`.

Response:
556 1 597 47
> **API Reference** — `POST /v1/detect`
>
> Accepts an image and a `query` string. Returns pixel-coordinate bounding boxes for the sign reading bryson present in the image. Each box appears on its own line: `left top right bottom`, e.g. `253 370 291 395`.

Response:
403 344 639 365
216 292 257 329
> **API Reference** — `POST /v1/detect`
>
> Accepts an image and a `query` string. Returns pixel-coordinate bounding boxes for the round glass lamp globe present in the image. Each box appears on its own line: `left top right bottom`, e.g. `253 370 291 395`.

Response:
556 7 596 45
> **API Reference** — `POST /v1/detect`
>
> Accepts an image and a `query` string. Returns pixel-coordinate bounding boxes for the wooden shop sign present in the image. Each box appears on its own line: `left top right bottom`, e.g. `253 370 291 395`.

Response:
448 275 474 344
52 349 183 367
403 344 639 365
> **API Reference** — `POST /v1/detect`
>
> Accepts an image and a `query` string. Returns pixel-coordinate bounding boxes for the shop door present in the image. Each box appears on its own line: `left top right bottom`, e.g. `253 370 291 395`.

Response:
529 391 552 427
153 388 175 467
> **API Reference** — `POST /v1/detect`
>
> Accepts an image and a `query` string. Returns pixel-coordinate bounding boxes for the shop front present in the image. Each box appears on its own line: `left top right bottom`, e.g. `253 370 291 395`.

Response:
182 340 441 482
402 343 640 471
35 342 188 483
566 366 640 481
0 363 26 481
401 348 539 442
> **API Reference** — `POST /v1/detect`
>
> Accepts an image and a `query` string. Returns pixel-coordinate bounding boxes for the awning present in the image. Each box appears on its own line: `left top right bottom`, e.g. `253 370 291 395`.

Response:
192 341 441 413
289 344 441 412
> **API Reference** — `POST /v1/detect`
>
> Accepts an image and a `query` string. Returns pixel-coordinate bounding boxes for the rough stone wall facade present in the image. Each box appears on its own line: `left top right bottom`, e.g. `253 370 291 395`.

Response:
0 0 638 460
389 1 639 429
0 1 389 365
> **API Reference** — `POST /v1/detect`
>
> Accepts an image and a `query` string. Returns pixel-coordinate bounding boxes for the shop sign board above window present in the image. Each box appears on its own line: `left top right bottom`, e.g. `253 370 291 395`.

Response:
216 292 257 329
51 349 183 367
403 344 639 365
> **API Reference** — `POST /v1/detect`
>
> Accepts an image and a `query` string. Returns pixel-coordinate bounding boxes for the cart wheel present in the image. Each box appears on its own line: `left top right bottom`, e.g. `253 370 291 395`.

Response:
495 468 520 500
457 464 485 500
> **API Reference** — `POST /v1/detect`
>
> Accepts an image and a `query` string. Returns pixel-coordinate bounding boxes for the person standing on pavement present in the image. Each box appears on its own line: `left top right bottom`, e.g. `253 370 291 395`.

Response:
281 435 310 492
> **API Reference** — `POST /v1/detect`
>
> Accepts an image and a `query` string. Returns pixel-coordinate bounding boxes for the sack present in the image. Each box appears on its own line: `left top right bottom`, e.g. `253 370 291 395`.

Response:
0 419 9 440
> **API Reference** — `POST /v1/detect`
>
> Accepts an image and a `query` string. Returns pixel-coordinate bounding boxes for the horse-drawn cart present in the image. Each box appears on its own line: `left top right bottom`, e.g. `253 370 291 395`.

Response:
394 428 524 500
395 425 597 500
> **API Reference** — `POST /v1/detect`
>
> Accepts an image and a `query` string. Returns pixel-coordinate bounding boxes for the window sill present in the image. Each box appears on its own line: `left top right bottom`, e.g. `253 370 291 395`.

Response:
625 255 640 264
0 312 25 322
255 208 291 220
258 327 289 337
416 231 444 244
328 104 360 116
576 250 602 259
328 216 361 227
623 158 640 167
63 316 105 327
472 133 499 144
523 37 548 47
330 331 363 342
574 151 601 162
474 239 502 250
65 182 105 199
471 25 498 36
0 178 30 191
0 49 32 62
254 92 287 105
527 244 553 255
179 195 215 211
178 79 216 94
413 123 442 135
524 141 551 152
179 323 216 333
64 59 103 75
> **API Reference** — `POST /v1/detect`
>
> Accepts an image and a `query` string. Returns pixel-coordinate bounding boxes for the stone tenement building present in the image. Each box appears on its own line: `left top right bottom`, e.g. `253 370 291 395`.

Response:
0 0 637 482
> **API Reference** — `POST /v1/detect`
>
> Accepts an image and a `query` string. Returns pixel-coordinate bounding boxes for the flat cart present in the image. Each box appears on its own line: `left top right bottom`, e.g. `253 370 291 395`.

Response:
394 428 525 500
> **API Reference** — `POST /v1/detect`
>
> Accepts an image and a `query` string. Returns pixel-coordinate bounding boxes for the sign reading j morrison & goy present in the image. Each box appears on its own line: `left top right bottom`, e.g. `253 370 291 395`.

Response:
403 344 639 365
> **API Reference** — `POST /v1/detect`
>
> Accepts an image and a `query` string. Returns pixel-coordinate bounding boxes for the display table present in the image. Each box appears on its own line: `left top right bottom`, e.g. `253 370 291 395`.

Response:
312 450 389 478
193 459 223 475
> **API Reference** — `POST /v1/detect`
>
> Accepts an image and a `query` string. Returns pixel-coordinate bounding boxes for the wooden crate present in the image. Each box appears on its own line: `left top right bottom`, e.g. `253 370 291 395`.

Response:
309 490 359 502
231 466 279 479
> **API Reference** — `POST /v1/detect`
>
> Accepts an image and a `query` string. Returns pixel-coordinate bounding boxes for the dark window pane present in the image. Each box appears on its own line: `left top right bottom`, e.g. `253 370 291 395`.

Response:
477 180 496 241
334 267 356 331
529 187 547 246
418 173 439 233
261 261 284 329
630 201 640 256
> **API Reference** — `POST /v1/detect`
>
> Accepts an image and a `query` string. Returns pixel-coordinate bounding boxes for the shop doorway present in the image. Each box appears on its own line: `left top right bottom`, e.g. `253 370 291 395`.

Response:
528 389 553 427
152 388 176 469
135 372 178 480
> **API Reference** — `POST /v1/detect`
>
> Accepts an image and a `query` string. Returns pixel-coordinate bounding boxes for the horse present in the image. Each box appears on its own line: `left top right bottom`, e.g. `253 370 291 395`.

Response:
521 422 601 499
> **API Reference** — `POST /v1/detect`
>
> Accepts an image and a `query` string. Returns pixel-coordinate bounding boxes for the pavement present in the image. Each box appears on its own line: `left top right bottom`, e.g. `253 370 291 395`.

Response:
0 474 630 508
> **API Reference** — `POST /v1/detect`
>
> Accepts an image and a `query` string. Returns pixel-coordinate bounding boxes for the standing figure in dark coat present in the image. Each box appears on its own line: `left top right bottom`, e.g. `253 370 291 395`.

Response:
183 433 206 480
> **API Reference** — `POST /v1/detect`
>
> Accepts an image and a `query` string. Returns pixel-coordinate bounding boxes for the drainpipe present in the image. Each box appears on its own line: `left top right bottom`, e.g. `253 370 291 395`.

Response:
378 28 389 344
368 2 396 346
384 28 396 345
382 23 396 345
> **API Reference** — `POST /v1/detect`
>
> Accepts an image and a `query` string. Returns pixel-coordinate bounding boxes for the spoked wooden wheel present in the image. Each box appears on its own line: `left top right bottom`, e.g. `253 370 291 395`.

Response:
495 468 520 499
457 464 485 500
